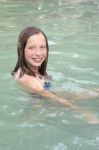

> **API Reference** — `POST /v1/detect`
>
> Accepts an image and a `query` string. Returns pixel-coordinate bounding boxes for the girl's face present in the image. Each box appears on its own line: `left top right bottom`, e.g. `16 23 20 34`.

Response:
24 33 47 71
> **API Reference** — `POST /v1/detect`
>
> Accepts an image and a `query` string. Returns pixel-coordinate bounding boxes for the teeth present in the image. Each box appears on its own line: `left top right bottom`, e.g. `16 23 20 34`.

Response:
32 58 42 62
35 58 41 61
35 58 40 60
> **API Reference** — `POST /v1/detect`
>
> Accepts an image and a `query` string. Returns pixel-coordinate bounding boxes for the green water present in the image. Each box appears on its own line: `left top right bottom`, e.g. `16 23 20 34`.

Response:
0 0 99 149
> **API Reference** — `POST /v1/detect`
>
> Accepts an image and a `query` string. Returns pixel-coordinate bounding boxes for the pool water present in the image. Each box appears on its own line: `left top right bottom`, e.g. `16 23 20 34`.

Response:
0 0 99 149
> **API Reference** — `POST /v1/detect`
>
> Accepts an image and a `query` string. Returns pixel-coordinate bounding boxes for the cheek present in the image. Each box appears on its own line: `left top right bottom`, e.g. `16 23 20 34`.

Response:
24 50 31 63
43 49 47 57
24 49 31 58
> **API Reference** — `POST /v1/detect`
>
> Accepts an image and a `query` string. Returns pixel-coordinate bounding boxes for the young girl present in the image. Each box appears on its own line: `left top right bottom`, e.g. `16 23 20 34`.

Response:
12 26 99 124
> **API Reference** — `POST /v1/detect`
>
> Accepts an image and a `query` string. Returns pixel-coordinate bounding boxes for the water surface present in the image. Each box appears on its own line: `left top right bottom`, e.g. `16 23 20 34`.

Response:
0 0 99 149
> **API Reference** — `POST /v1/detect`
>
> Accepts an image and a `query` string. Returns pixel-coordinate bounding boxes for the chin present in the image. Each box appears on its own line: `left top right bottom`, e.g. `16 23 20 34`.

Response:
29 59 45 68
31 63 42 67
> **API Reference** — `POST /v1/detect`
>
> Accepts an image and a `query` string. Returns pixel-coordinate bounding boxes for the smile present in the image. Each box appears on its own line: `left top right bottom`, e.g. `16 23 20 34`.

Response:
32 58 43 62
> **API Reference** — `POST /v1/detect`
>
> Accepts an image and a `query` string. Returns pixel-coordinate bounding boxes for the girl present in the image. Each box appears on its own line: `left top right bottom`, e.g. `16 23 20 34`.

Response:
12 26 99 124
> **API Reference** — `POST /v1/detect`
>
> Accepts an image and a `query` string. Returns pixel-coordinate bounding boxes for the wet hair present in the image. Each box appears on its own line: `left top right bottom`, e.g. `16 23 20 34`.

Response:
12 26 49 78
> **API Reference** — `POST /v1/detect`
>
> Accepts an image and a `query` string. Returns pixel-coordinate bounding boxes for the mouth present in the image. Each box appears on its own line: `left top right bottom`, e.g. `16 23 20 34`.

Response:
32 58 44 63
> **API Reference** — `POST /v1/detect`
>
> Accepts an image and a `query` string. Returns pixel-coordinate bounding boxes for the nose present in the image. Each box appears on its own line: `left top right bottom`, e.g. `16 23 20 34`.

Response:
35 47 41 55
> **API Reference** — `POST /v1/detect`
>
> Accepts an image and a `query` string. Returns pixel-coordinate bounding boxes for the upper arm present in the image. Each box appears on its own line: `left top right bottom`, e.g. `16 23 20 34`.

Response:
14 71 70 105
15 74 44 93
15 74 75 108
15 74 60 100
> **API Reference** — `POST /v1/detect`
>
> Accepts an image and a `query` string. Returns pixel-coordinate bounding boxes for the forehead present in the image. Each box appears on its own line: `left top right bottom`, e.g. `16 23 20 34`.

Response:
27 33 46 44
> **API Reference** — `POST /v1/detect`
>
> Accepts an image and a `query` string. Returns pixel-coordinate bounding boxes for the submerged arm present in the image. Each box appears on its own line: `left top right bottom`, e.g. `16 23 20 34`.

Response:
15 74 99 124
58 89 99 101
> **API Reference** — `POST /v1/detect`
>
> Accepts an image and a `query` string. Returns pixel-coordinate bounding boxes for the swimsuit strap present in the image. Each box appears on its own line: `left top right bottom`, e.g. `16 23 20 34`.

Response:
44 80 51 90
43 77 51 90
37 75 51 90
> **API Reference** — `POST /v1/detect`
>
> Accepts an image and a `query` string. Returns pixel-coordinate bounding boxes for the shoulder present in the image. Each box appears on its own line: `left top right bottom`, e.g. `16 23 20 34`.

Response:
14 68 21 79
14 69 44 92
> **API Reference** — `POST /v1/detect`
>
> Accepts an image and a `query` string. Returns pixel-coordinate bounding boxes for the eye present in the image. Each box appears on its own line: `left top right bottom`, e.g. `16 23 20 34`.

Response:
40 45 46 49
28 46 36 50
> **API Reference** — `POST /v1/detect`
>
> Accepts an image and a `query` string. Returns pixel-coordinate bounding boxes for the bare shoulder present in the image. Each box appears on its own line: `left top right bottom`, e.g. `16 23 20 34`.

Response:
14 69 43 92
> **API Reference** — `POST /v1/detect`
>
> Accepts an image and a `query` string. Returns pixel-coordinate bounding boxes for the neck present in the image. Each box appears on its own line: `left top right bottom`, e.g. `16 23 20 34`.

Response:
32 67 39 74
31 66 41 76
27 63 39 74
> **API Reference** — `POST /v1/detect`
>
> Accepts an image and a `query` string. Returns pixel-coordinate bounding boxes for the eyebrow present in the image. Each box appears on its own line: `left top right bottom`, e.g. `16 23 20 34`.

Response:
29 44 46 46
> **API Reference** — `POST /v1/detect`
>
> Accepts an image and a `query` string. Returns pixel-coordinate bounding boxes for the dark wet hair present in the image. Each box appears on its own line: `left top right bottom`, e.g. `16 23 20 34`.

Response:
12 26 49 78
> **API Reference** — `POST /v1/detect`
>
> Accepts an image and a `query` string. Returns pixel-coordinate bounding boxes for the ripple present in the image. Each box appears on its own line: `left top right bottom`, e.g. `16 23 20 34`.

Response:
68 65 93 73
11 109 24 116
50 51 63 55
62 120 69 125
48 40 56 45
67 77 95 85
71 53 86 59
20 122 34 128
48 113 57 117
53 143 68 150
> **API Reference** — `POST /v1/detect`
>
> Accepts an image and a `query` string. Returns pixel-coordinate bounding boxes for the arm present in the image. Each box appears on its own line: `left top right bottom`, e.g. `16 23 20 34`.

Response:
15 74 99 124
15 74 80 108
59 89 99 101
